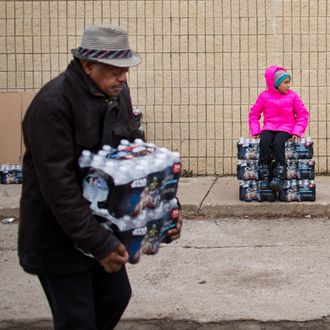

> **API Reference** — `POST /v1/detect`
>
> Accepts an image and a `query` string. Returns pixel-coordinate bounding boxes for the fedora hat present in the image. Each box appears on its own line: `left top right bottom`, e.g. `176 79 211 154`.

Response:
71 25 141 67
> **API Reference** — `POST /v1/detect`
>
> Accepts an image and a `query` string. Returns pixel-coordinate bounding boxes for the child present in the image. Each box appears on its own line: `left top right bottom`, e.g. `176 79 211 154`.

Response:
249 65 309 194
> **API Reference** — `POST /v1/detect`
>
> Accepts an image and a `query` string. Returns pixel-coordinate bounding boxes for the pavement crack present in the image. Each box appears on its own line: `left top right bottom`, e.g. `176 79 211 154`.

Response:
197 176 218 213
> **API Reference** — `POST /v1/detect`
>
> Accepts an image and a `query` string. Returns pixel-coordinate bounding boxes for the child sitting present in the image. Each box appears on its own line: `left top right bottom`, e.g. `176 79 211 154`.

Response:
249 65 309 195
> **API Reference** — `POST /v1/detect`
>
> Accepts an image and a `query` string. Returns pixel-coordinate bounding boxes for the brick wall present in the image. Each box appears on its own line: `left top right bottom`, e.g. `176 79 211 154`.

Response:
0 1 329 174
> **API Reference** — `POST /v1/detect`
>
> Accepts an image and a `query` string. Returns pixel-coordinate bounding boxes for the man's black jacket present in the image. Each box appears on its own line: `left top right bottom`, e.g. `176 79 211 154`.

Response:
18 59 143 275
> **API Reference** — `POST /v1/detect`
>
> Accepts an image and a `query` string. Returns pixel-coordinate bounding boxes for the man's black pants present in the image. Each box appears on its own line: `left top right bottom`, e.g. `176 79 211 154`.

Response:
38 264 131 330
259 130 291 165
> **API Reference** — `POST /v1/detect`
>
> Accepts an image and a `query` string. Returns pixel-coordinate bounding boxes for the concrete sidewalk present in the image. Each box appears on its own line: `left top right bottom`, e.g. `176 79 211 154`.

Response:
1 176 330 329
178 175 330 218
1 175 330 219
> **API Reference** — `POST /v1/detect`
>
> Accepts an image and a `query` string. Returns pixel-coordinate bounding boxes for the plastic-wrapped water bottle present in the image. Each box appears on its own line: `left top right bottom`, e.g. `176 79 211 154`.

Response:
102 144 112 152
238 137 246 145
102 145 114 158
83 173 109 210
134 138 144 145
145 142 156 148
117 144 127 151
90 155 105 170
154 150 169 169
98 150 108 158
79 150 93 168
104 159 118 177
119 215 131 231
135 211 149 228
305 137 313 146
134 165 145 180
120 139 130 146
136 158 151 177
114 163 132 185
171 151 181 163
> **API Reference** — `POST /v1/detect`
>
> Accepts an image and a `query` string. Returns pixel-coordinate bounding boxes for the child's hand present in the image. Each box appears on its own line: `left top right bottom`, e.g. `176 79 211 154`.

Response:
252 134 260 139
292 135 300 142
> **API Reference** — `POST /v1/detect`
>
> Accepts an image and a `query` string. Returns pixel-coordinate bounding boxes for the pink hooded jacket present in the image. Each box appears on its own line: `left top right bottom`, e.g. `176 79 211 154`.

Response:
249 66 309 138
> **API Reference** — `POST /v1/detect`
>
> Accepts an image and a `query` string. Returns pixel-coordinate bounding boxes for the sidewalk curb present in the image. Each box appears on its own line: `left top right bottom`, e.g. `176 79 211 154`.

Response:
195 203 330 219
2 317 330 330
1 204 330 222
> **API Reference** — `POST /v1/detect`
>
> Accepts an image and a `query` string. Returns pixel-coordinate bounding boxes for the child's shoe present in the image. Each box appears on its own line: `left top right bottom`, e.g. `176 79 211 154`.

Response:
258 163 275 202
270 164 285 193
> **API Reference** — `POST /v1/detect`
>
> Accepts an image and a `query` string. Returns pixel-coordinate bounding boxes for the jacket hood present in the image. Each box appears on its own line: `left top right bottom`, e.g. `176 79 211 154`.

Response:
264 65 287 93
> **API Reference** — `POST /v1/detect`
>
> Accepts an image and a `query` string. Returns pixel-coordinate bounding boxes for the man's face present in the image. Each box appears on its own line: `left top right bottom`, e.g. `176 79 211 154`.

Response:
82 61 129 97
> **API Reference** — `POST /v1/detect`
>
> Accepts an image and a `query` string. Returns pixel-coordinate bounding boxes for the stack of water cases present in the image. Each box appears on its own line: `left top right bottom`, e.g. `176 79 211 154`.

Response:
237 137 315 202
0 163 22 184
79 139 182 263
280 138 315 202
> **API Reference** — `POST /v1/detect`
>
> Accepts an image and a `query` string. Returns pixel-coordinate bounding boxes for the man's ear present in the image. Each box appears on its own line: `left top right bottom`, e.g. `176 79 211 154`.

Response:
80 60 95 75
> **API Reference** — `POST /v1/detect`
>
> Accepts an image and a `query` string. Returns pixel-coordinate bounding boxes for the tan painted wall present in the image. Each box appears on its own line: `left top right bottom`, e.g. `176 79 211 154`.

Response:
0 1 329 174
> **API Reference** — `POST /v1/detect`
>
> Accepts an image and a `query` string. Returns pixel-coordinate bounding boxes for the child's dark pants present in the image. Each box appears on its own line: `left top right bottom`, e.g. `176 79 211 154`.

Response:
259 130 292 165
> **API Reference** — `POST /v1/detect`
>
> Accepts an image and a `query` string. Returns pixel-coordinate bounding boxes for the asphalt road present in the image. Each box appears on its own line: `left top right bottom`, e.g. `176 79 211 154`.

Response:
1 217 330 329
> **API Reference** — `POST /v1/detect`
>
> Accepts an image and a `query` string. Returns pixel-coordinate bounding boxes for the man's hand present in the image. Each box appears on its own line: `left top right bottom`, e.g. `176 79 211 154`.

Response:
292 135 300 142
167 210 183 242
99 243 129 273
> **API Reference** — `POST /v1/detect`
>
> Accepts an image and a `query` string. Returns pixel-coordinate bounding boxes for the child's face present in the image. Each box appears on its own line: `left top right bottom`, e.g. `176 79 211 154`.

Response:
277 78 291 93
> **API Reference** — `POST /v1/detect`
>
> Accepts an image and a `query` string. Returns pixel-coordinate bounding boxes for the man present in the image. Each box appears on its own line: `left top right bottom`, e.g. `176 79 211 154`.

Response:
18 25 182 330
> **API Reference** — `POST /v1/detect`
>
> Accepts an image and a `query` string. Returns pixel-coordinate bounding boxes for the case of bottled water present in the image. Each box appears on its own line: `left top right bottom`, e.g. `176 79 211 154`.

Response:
239 180 259 202
237 136 315 202
237 160 260 180
285 137 314 159
279 179 316 202
78 139 181 263
114 199 180 263
239 180 275 202
237 137 260 160
0 163 23 184
297 159 315 180
257 181 276 202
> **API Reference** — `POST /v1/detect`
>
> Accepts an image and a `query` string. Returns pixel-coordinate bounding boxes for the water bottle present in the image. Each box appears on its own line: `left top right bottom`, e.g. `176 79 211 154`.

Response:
286 160 297 179
238 137 246 145
135 210 149 228
83 172 109 211
305 136 313 146
117 144 127 151
102 145 114 158
134 138 144 145
120 215 132 232
15 164 23 183
115 163 132 185
102 144 112 152
104 159 116 175
79 150 93 168
120 139 130 146
169 151 182 176
138 159 152 177
134 165 145 180
90 155 105 170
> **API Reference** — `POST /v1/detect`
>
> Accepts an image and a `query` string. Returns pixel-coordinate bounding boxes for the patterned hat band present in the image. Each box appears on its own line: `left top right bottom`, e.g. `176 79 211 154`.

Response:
77 47 132 60
72 25 141 67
